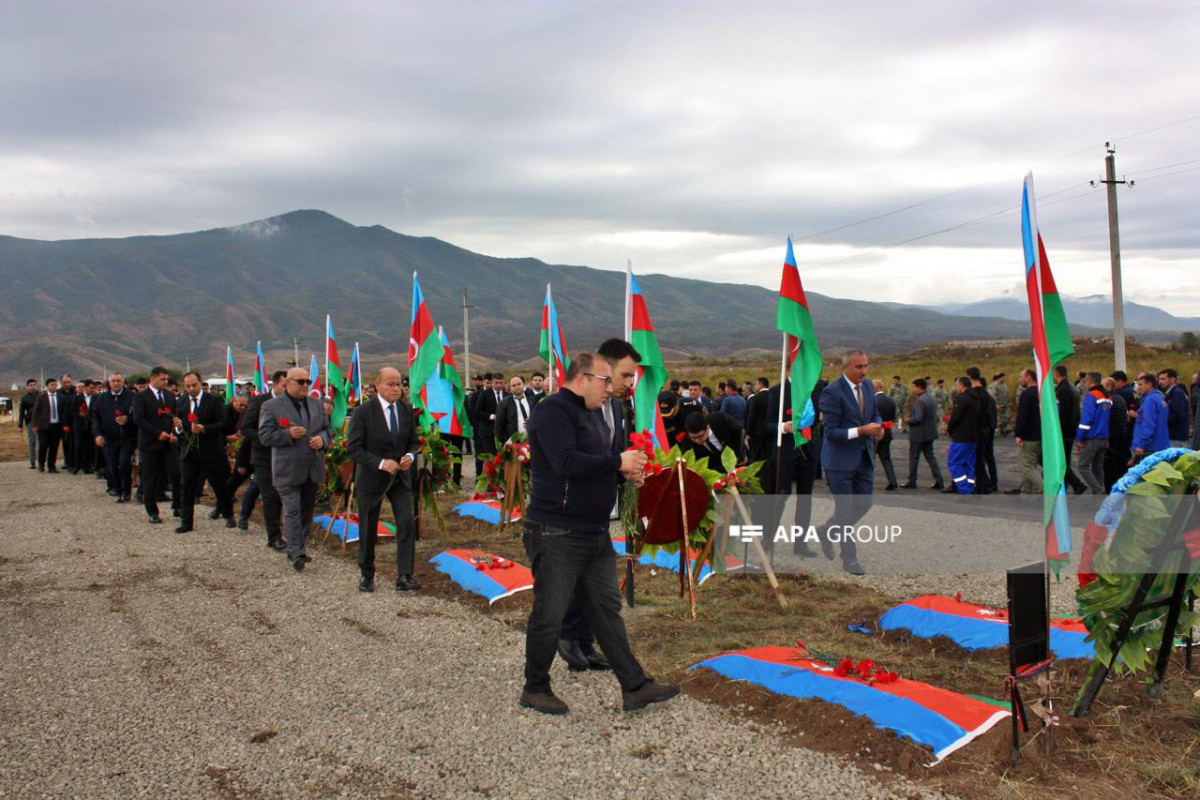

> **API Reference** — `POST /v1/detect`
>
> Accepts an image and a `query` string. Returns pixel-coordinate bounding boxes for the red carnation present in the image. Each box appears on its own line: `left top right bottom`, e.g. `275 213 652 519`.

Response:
882 421 893 429
280 418 291 428
675 431 687 443
856 659 876 679
187 412 198 423
942 414 950 422
832 665 849 677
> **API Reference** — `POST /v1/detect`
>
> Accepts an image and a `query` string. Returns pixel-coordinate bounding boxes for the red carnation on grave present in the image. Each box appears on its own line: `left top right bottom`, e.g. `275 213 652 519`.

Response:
280 418 291 428
856 659 876 680
955 592 962 603
832 665 850 677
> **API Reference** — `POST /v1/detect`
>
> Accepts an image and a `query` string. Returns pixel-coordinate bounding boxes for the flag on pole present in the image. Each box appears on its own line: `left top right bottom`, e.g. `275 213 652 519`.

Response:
224 346 235 402
776 237 822 446
1021 172 1075 570
347 342 362 404
626 268 669 450
325 315 348 428
409 273 444 425
253 341 267 396
539 284 569 390
308 354 322 399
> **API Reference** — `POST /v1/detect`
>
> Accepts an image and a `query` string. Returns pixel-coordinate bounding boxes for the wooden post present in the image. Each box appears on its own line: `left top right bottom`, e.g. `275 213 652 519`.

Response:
729 486 788 609
678 461 697 620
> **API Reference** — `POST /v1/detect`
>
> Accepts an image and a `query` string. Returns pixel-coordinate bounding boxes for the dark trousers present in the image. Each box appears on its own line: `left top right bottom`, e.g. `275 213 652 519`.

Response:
140 446 180 517
179 455 231 527
522 521 646 694
875 432 898 488
1103 442 1131 492
1062 437 1087 493
277 479 319 560
62 423 76 470
37 425 63 469
357 480 416 580
974 430 997 491
819 458 872 565
224 466 252 518
254 464 284 544
759 449 817 558
906 439 944 486
445 434 464 486
240 475 261 519
103 438 136 496
73 426 95 472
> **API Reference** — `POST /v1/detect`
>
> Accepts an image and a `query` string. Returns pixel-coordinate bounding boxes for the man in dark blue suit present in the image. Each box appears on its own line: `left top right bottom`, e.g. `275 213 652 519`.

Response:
817 350 882 574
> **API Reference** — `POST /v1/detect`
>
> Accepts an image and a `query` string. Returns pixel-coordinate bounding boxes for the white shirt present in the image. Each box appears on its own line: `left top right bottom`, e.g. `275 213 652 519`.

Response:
515 395 530 433
843 375 865 440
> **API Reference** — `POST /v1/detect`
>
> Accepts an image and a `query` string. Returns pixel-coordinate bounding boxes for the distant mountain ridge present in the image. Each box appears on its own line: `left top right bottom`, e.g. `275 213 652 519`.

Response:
0 209 1171 381
935 296 1200 332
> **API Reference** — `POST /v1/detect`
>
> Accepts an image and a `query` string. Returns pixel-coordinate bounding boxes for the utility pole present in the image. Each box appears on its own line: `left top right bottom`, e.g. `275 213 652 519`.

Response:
293 335 300 368
1092 142 1133 372
462 288 474 380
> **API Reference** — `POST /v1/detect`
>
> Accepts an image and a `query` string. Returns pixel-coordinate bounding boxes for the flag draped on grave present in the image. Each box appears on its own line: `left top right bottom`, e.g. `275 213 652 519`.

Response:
409 273 444 428
325 315 348 428
626 268 669 449
1021 173 1075 570
539 284 569 390
776 238 822 446
224 346 235 402
253 341 267 396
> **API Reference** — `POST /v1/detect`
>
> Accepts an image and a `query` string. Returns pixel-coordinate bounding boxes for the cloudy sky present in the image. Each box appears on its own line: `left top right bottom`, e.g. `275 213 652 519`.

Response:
4 1 1198 313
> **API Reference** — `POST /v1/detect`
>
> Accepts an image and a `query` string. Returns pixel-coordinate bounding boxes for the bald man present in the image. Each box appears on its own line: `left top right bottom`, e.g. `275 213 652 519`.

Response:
257 368 333 571
346 368 420 592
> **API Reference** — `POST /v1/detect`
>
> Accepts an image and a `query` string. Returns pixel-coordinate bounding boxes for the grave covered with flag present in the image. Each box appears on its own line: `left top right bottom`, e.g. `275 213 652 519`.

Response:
693 646 1009 765
313 513 396 544
430 549 533 603
451 498 521 525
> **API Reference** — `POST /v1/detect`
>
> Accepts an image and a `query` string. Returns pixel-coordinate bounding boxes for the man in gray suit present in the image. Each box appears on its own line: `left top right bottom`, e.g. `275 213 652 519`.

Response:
900 378 945 490
258 367 333 571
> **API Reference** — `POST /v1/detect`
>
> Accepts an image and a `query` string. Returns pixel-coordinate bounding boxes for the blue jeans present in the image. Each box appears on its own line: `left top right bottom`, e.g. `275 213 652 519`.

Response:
522 521 646 694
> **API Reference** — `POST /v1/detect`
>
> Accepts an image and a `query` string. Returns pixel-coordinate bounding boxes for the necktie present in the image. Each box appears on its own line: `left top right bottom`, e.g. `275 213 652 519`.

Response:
50 394 58 424
517 398 528 430
602 400 615 444
192 397 199 415
855 383 864 418
388 403 402 450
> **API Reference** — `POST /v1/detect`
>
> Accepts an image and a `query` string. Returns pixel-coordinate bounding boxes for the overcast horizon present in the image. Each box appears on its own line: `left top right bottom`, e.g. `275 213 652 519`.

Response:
4 1 1198 314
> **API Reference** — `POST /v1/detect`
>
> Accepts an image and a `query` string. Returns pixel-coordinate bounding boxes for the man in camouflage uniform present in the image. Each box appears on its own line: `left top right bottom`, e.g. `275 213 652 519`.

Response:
932 379 950 432
887 376 909 432
990 373 1011 436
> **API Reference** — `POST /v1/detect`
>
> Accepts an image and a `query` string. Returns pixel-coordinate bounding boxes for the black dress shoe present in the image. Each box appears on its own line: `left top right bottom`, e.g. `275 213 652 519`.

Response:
899 482 918 489
291 559 305 572
358 577 374 593
843 560 866 575
930 483 945 491
29 463 36 470
941 485 960 494
37 466 44 472
1004 488 1022 495
237 517 249 531
208 509 221 520
149 515 163 524
225 518 236 529
172 507 181 518
793 542 819 558
820 537 836 561
106 489 118 497
583 650 611 671
174 525 193 534
47 467 58 473
885 484 898 491
557 639 590 672
297 554 313 564
395 574 421 591
269 539 288 552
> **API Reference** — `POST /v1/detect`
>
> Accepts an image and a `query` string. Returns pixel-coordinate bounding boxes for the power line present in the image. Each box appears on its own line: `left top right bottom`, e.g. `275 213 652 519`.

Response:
1125 164 1200 184
1124 156 1200 178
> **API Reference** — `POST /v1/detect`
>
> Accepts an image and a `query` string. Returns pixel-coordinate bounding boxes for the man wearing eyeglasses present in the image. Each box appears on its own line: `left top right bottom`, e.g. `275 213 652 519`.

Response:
519 352 679 716
257 367 333 571
241 370 289 551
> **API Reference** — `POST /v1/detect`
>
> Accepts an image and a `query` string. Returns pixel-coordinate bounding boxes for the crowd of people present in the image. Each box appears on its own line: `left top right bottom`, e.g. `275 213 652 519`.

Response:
11 351 1199 715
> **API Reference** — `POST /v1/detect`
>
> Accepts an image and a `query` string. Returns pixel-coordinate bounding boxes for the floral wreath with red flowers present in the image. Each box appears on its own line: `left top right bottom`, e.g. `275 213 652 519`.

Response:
474 431 531 499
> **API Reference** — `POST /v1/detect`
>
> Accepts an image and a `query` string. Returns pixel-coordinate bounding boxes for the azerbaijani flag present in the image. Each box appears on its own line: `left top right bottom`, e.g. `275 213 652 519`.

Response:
1021 173 1074 569
539 284 569 391
626 266 669 450
776 237 822 446
224 346 235 402
325 315 348 429
252 341 267 396
409 273 444 426
347 342 362 404
436 326 473 438
308 354 322 399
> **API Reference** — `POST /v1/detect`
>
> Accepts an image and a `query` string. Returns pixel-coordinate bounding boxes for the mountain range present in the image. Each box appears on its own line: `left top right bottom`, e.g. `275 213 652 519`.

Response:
0 209 1186 382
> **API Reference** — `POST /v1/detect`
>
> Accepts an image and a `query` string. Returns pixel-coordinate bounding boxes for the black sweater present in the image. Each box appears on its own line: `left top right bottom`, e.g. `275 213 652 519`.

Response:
947 391 981 443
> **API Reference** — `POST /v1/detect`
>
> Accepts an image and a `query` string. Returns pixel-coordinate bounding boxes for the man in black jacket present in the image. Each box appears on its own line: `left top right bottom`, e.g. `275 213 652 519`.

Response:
1009 369 1043 494
519 353 678 716
172 371 231 534
681 410 744 472
744 377 771 461
901 378 944 490
17 378 39 469
133 366 179 524
1102 376 1130 492
31 377 64 473
871 380 898 490
346 367 420 593
943 377 980 494
494 375 534 448
92 373 136 501
966 368 997 493
241 371 288 550
1054 365 1087 494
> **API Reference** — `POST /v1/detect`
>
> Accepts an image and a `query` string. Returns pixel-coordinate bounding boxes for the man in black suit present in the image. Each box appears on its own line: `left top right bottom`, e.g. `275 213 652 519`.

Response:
1054 365 1087 494
171 371 232 533
69 380 98 475
527 371 546 403
681 410 744 472
347 367 420 592
92 373 136 501
58 375 79 472
32 377 64 473
241 370 288 551
473 372 500 467
871 379 899 490
132 366 179 524
765 378 824 558
495 375 534 448
18 378 39 469
744 377 771 461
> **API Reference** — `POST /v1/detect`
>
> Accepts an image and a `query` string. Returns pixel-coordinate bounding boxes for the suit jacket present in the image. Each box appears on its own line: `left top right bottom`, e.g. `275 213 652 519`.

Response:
91 389 136 442
258 393 333 487
907 392 939 443
819 376 880 473
874 392 896 447
681 411 744 473
473 389 501 446
133 387 178 452
765 379 824 470
31 391 66 430
347 397 420 495
494 393 535 447
241 392 280 468
174 391 228 462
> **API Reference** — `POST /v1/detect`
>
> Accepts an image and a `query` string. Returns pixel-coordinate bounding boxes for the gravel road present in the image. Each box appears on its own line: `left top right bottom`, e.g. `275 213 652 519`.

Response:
0 462 948 800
